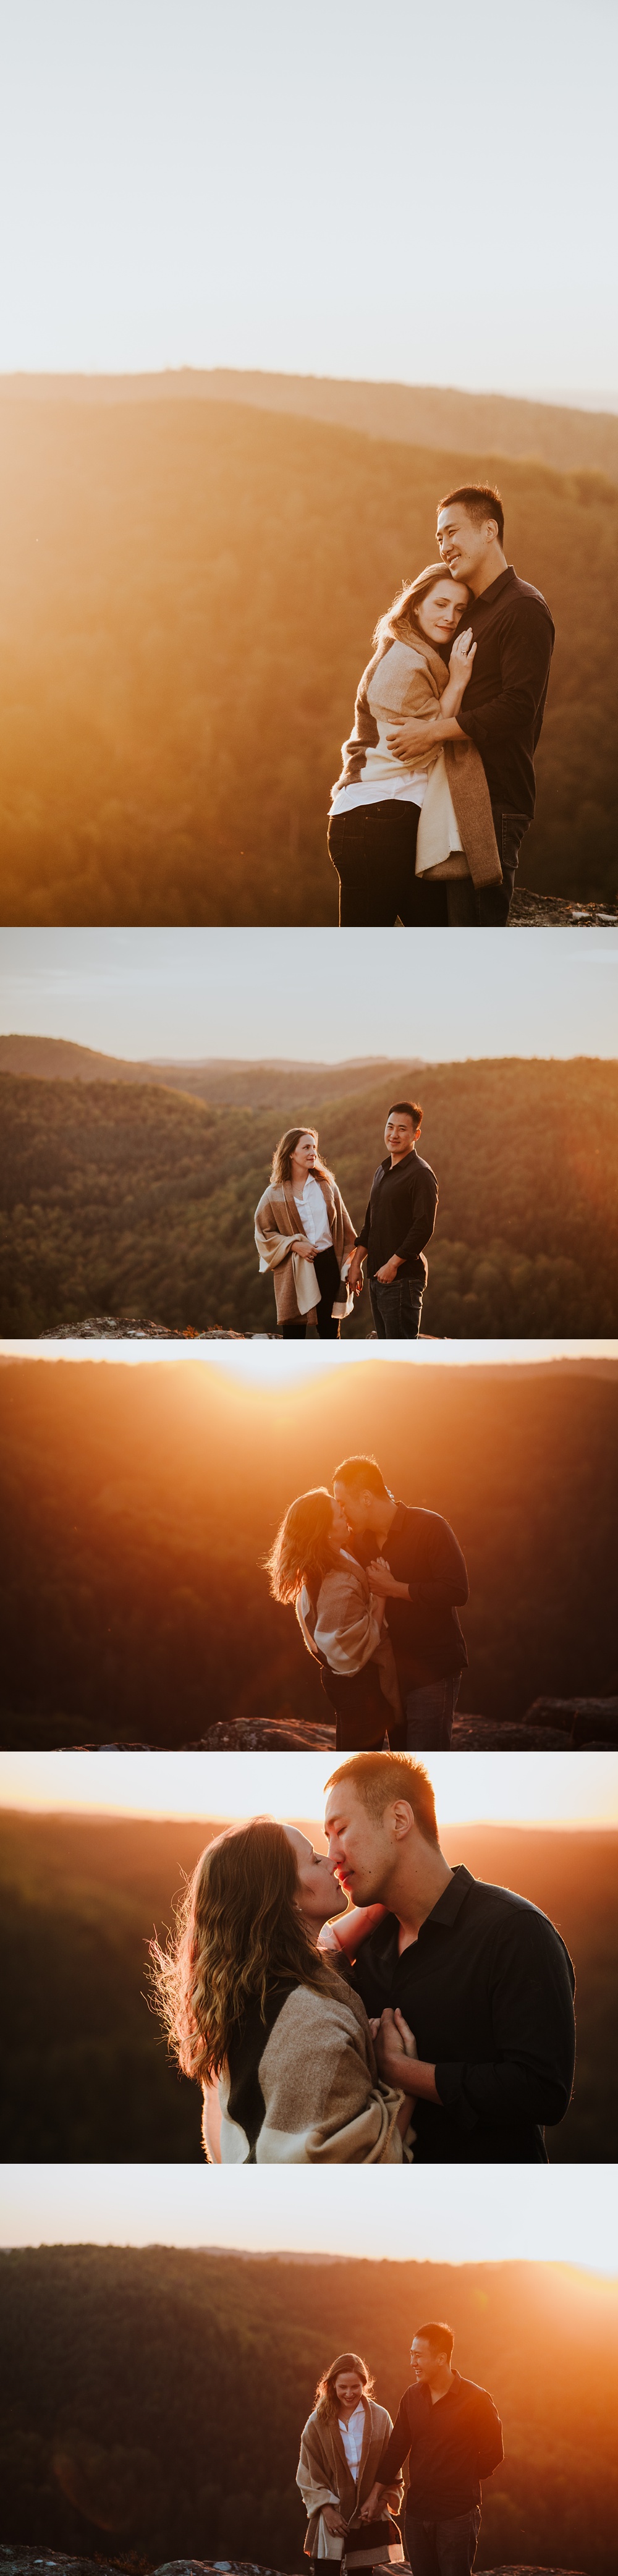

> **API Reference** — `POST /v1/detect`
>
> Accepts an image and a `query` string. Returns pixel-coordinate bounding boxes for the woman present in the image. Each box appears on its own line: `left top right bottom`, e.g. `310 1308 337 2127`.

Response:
255 1126 358 1339
151 1815 413 2164
328 563 502 926
297 2352 405 2573
266 1487 403 1750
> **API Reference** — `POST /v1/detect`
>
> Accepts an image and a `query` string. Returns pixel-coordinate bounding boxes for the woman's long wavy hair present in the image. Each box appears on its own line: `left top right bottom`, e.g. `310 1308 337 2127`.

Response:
270 1126 335 1188
265 1486 339 1608
372 560 469 655
315 2354 375 2424
150 1816 336 2084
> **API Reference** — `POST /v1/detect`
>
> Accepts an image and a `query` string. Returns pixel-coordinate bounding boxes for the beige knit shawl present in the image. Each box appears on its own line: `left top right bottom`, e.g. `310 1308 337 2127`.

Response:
255 1174 357 1324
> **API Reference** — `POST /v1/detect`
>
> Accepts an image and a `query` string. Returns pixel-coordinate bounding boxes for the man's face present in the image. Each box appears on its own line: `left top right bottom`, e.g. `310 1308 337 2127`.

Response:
285 1825 347 1926
324 1782 392 1905
332 1478 381 1538
410 2337 439 2384
384 1110 418 1159
436 502 496 582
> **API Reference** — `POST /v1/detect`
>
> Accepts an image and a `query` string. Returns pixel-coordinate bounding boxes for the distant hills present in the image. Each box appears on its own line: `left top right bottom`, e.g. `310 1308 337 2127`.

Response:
3 362 618 478
1 1051 617 1337
0 393 616 925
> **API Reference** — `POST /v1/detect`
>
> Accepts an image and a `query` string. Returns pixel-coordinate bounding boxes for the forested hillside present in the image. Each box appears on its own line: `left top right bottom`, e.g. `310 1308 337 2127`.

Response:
1 1809 615 2164
0 396 616 923
1 2244 616 2572
6 363 618 476
1 1056 617 1336
1 1357 616 1743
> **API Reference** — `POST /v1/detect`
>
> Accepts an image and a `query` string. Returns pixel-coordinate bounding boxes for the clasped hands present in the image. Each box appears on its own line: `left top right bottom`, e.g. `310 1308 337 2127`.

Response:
370 2003 418 2085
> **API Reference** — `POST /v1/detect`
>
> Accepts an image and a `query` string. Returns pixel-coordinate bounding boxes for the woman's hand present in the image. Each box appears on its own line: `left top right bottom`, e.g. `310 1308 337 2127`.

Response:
323 2506 348 2537
449 626 476 682
295 1238 317 1261
366 1556 407 1599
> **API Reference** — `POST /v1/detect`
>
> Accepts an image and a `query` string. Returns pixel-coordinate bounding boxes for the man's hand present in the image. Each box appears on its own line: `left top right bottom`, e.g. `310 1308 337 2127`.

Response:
322 2506 347 2537
374 1254 403 1286
386 716 439 761
365 1556 408 1599
347 1248 365 1290
360 2482 386 2523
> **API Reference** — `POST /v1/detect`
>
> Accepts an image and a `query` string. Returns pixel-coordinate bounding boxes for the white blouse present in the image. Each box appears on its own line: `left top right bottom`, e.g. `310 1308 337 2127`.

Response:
337 2402 366 2477
293 1173 334 1251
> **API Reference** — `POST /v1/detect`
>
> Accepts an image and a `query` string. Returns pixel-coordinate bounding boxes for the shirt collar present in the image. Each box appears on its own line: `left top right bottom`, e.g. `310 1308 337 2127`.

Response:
472 564 516 608
381 1146 417 1174
376 1866 475 1961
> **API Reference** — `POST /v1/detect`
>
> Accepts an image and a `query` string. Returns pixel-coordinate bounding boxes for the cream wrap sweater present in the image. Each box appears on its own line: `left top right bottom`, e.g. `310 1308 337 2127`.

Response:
334 627 502 886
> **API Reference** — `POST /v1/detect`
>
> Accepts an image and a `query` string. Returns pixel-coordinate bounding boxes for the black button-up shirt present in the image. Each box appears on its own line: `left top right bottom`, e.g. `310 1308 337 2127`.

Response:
350 1865 575 2163
453 564 554 818
378 2370 504 2519
357 1147 438 1281
355 1501 468 1684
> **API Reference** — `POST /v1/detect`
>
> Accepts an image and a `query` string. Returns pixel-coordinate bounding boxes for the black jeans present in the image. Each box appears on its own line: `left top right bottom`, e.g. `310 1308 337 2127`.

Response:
370 1275 423 1339
281 1244 341 1339
446 807 530 924
328 800 449 927
405 2505 481 2576
402 1674 460 1749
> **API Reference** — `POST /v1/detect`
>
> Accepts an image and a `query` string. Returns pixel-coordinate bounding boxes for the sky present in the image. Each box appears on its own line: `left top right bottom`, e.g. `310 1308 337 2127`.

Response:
2 1341 616 1378
2 926 618 1062
0 2 616 396
2 2163 617 2273
2 1746 616 1828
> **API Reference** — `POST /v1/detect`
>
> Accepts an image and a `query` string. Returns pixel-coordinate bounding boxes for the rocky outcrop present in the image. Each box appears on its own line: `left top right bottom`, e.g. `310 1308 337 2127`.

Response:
40 1320 267 1339
520 1695 618 1748
0 2553 590 2576
510 886 617 926
70 1698 618 1752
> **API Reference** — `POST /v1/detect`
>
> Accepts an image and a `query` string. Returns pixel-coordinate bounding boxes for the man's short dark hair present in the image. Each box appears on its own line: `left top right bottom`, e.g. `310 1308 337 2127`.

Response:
386 1099 423 1128
324 1752 439 1848
332 1455 392 1500
414 2322 454 2362
437 483 504 547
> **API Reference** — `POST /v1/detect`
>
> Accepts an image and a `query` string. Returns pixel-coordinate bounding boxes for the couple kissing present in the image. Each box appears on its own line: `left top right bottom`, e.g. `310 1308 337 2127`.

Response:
267 1453 468 1749
153 1750 575 2170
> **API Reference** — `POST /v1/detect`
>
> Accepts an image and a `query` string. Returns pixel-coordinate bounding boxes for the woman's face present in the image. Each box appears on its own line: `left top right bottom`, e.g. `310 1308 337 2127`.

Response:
284 1826 347 1924
334 2370 366 2410
329 1496 351 1554
415 579 469 646
290 1130 317 1176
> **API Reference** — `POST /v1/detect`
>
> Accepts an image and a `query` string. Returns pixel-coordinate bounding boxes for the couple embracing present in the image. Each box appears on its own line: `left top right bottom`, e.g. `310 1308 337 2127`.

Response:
328 480 554 927
153 1750 575 2172
268 1453 468 1750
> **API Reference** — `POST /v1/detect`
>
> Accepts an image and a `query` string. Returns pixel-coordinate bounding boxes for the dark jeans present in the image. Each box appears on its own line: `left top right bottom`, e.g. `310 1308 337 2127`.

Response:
370 1274 423 1339
281 1243 341 1339
405 2504 481 2576
328 799 449 927
403 1674 460 1750
446 807 529 924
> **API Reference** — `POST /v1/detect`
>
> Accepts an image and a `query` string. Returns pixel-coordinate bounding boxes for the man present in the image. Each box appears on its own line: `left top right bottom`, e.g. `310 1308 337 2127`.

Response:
387 483 554 925
347 1101 438 1339
323 1751 576 2162
362 2320 503 2576
332 1454 468 1748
